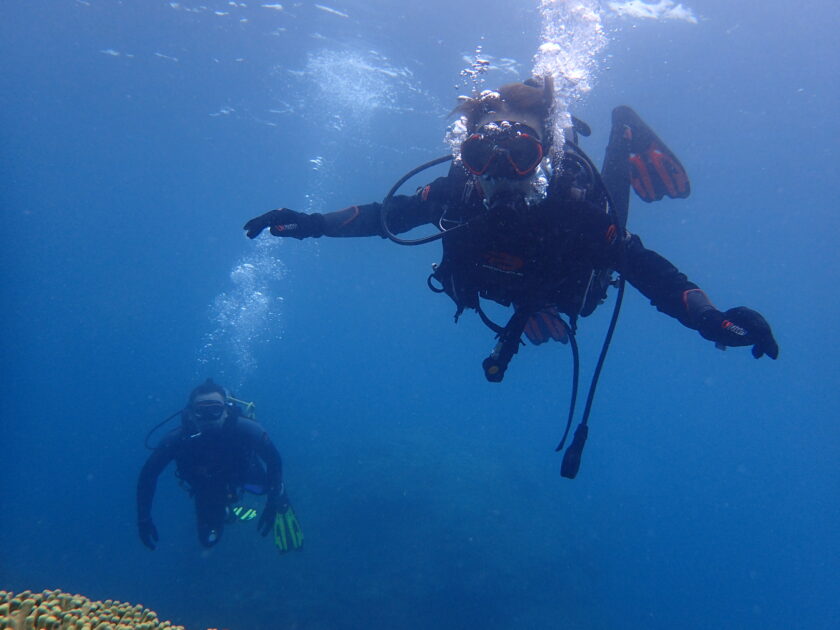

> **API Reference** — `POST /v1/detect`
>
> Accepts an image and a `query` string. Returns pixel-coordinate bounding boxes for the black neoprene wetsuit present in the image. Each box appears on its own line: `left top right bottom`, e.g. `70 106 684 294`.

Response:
137 415 283 547
304 162 715 333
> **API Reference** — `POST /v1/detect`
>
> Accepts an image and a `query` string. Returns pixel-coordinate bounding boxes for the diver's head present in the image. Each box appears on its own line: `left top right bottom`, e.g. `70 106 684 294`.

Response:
455 77 553 200
186 378 229 431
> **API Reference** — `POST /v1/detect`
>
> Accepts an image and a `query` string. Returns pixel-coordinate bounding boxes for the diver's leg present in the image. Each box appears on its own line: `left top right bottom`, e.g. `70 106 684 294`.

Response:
600 108 634 229
241 460 268 495
194 489 226 547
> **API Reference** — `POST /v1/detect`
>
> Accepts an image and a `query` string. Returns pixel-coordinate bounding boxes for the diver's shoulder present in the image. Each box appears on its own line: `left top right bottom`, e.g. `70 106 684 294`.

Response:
152 426 188 451
229 415 267 436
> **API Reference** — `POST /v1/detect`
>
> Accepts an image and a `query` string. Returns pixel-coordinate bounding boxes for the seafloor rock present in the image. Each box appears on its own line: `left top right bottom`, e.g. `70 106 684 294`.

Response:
0 589 186 630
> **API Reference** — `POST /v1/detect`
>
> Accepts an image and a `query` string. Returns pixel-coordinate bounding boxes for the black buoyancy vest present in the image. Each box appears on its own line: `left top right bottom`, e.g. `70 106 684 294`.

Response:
174 413 257 490
431 147 616 322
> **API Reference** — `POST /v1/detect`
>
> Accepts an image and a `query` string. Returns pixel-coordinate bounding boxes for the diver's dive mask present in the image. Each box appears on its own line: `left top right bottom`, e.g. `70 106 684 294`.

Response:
192 400 226 423
460 122 544 179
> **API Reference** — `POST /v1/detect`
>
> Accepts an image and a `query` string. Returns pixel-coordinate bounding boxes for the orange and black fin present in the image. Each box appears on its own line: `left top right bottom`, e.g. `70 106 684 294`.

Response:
602 106 691 226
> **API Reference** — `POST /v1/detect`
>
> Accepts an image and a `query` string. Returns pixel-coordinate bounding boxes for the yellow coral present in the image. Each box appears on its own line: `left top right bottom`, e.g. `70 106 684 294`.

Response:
0 590 185 630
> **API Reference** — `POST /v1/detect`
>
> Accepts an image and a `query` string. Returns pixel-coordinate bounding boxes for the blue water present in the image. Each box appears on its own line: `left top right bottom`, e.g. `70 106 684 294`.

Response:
2 1 838 628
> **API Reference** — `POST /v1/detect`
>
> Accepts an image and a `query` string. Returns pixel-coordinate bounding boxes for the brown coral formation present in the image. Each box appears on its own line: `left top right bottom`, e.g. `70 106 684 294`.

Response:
0 589 185 630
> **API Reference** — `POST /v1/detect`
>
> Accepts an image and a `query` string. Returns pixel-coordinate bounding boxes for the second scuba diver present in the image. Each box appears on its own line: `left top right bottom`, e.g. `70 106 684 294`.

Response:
137 379 303 551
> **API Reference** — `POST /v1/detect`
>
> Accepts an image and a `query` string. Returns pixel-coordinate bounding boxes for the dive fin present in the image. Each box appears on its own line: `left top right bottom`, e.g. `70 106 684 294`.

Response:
617 105 690 203
273 503 304 553
523 308 570 345
231 505 258 522
601 106 691 227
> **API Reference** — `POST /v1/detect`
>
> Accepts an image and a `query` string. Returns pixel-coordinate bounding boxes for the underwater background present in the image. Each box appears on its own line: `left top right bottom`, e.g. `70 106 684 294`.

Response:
2 1 838 628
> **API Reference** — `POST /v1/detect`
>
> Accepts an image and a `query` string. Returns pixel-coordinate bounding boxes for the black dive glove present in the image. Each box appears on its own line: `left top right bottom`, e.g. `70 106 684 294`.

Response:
257 492 289 536
243 208 323 240
138 517 159 550
699 307 779 359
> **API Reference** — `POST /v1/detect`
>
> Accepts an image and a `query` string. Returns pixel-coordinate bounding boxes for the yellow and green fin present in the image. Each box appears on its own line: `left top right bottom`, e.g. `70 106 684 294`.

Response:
231 505 258 522
273 504 304 553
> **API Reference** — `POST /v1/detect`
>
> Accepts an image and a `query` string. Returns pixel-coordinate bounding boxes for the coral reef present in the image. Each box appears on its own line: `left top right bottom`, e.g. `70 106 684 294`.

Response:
0 589 185 630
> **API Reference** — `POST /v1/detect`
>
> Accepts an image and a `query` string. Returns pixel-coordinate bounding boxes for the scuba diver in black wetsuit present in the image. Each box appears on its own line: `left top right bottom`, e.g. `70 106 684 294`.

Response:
137 379 302 551
243 77 778 476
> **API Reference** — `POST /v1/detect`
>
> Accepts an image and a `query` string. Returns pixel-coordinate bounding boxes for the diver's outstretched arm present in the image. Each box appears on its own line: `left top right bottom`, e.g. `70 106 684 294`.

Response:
620 233 778 359
243 176 453 240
